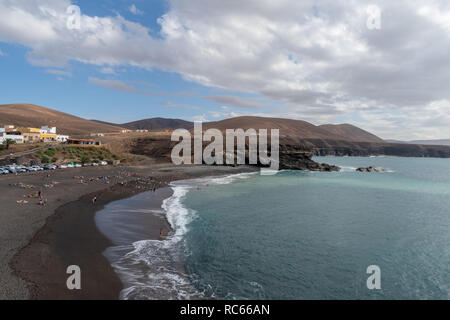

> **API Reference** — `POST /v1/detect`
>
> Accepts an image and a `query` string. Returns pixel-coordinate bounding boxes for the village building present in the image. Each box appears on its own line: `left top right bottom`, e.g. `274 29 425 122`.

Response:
0 125 69 144
67 138 99 145
16 127 41 143
57 135 70 142
3 125 15 131
0 132 25 144
40 133 58 142
40 126 57 134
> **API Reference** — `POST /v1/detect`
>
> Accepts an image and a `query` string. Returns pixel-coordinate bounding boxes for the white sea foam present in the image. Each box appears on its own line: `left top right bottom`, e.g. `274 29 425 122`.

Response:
111 172 255 300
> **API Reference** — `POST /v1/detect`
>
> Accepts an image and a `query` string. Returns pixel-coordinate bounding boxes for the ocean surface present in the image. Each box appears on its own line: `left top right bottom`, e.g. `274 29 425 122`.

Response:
96 156 450 300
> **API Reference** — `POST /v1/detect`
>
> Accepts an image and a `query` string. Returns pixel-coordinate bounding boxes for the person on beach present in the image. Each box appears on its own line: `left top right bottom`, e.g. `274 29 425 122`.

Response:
92 196 97 205
38 190 41 199
160 229 163 238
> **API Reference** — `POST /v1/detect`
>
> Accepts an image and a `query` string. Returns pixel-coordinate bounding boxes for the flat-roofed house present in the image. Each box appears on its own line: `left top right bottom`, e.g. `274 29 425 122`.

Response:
67 138 98 145
40 126 57 134
40 133 58 142
57 135 70 142
0 132 25 144
17 127 41 143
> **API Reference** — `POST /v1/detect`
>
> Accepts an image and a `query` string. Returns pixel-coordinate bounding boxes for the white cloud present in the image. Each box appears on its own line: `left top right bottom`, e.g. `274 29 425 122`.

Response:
100 67 117 75
1 0 450 138
163 101 200 110
191 114 209 122
205 95 270 109
45 68 71 76
88 77 138 93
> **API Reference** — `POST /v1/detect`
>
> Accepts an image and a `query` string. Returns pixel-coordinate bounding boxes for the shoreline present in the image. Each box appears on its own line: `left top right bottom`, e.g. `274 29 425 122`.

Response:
6 165 257 300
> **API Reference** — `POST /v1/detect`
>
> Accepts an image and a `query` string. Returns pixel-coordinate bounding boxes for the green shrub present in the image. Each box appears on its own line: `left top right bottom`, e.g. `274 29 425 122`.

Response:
80 156 90 164
51 157 58 163
45 148 56 157
41 156 50 164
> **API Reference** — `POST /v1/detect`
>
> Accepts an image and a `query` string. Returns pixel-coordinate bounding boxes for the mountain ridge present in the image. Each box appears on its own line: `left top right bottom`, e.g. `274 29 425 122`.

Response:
2 104 383 143
0 104 125 136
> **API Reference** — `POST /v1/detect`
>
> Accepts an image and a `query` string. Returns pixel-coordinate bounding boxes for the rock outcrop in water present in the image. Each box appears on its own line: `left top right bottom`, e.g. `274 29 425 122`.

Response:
356 166 385 172
279 144 340 171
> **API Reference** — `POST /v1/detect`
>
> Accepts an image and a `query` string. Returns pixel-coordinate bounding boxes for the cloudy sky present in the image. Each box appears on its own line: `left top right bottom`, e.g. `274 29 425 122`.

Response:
0 0 449 140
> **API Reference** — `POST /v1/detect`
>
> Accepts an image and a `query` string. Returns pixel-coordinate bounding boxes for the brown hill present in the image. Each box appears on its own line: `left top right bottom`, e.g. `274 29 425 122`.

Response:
318 124 384 142
204 116 380 142
122 118 194 131
0 104 124 136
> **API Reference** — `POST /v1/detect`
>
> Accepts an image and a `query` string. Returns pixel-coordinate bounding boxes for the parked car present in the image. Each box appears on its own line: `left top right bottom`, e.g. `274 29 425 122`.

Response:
75 164 82 168
91 163 99 166
44 165 57 170
26 166 38 172
6 166 17 173
100 161 108 166
60 164 68 169
67 164 74 168
34 166 44 171
0 169 8 174
15 166 27 173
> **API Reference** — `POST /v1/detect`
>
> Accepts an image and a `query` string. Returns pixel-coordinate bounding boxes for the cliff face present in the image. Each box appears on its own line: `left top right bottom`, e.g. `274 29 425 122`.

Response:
291 139 450 158
128 137 340 171
279 145 340 171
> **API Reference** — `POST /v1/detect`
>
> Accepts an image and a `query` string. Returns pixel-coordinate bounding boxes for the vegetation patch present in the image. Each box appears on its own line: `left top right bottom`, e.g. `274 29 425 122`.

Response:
33 146 118 165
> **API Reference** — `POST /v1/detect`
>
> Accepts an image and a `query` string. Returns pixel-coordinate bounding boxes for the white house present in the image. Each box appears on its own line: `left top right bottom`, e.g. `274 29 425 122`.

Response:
40 126 57 134
56 135 70 142
0 133 25 144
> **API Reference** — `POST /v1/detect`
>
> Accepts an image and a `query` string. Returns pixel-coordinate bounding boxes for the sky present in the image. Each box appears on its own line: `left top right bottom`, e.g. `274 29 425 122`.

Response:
0 0 450 140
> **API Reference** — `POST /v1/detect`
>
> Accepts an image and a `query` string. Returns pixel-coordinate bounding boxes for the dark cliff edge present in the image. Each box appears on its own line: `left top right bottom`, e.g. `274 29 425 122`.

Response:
129 137 340 171
291 139 450 158
127 136 450 173
279 144 340 171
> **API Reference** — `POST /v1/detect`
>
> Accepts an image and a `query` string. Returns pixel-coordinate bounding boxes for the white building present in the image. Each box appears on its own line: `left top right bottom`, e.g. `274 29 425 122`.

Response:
0 133 25 144
40 126 57 134
56 135 70 142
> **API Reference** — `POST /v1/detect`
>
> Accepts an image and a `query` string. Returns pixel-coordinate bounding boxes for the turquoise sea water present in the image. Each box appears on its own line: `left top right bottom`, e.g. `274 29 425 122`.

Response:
180 157 450 299
99 156 450 299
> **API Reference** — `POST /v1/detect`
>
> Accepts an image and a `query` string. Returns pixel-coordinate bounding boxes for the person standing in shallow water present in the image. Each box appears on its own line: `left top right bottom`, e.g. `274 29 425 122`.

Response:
92 196 97 205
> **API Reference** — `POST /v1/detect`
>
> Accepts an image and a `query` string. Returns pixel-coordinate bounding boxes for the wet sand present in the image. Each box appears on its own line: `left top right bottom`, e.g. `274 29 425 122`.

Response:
1 164 256 299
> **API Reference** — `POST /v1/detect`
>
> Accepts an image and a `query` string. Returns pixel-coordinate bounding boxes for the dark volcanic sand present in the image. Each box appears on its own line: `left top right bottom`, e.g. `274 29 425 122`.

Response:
8 165 256 300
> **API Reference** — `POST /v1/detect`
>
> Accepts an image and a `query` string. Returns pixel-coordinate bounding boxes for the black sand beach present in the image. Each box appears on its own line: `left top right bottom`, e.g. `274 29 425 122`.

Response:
4 165 256 299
